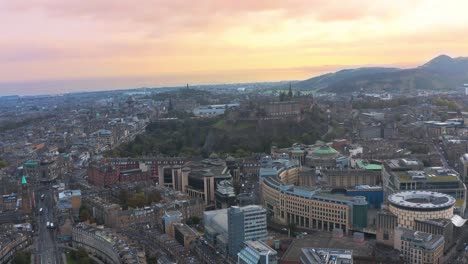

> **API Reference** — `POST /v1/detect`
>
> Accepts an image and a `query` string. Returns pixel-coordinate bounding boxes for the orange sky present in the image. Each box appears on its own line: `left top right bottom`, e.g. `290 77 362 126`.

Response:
1 0 468 95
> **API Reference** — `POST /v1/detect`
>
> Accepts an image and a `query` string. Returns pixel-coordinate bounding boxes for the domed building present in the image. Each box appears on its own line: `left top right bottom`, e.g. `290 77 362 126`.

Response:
305 145 348 169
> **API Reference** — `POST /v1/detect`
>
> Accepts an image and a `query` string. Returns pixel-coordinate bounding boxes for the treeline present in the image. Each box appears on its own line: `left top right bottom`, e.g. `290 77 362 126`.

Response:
108 117 220 157
108 108 327 158
352 97 413 109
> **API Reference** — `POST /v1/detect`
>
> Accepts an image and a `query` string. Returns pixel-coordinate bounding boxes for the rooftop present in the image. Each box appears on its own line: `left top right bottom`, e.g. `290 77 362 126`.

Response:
394 167 460 182
300 248 353 264
355 160 382 171
399 227 444 250
311 145 338 156
388 191 456 210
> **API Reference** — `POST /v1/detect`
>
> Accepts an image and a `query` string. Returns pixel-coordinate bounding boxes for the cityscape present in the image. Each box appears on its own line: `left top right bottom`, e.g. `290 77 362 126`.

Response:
2 1 468 264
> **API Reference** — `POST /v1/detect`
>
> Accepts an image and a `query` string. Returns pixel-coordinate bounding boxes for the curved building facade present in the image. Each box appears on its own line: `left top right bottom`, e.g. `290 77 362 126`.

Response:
388 191 455 229
260 160 367 234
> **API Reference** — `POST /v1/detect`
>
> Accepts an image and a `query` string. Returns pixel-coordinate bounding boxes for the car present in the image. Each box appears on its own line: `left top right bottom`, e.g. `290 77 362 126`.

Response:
40 194 45 200
50 222 55 229
281 228 287 231
46 221 50 228
39 208 43 214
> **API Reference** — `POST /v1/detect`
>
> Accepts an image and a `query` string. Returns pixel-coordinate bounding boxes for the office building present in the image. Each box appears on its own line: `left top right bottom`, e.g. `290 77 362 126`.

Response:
383 160 466 214
237 240 277 264
394 228 444 264
228 205 268 256
388 191 455 229
260 159 366 234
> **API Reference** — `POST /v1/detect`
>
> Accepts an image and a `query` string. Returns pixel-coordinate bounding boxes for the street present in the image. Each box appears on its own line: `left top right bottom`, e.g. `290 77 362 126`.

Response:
35 188 60 264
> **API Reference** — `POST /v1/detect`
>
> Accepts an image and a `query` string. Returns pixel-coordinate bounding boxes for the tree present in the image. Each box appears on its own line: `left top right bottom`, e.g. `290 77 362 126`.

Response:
147 190 162 204
11 251 31 264
79 205 92 222
186 216 201 225
128 192 147 208
0 159 7 169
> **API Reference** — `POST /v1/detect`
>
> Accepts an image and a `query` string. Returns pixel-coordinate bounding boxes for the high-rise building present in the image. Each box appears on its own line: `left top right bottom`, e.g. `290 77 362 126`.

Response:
228 205 268 256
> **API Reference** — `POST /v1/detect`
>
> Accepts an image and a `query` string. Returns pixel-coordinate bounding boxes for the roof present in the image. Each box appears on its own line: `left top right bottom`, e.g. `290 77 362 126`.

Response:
21 176 27 185
398 227 444 250
388 191 456 210
355 160 382 170
312 146 338 155
451 215 468 227
300 248 353 264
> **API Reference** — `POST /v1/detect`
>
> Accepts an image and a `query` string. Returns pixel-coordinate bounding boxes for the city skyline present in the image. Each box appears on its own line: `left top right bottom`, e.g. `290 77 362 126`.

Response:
1 0 468 95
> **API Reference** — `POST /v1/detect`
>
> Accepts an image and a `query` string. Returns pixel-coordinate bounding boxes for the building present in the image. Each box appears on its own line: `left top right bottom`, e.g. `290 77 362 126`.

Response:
322 169 381 188
260 159 367 234
376 210 399 247
299 248 353 264
394 227 444 264
158 155 232 208
87 162 119 187
204 208 229 254
57 190 82 219
228 205 268 256
345 185 383 209
305 145 347 169
72 223 145 264
459 153 468 184
193 103 239 117
414 219 454 254
383 159 466 214
237 240 277 264
215 180 237 209
388 191 455 229
0 231 31 264
162 211 183 236
203 205 268 256
173 223 199 249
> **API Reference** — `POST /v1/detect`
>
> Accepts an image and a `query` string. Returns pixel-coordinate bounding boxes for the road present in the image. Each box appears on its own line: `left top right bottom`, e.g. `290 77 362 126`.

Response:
35 188 60 264
434 142 450 168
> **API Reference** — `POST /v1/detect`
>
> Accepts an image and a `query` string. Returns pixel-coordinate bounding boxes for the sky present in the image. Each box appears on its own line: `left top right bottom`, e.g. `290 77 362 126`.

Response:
1 0 468 96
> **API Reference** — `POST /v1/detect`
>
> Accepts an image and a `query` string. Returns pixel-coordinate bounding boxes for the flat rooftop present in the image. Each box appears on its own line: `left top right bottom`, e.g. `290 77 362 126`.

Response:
282 231 372 262
388 191 456 209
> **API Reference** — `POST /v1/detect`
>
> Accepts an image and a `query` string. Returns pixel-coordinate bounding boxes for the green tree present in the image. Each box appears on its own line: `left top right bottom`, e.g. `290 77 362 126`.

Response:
186 216 201 225
11 251 31 264
128 192 147 208
79 205 92 222
0 159 7 169
147 190 162 204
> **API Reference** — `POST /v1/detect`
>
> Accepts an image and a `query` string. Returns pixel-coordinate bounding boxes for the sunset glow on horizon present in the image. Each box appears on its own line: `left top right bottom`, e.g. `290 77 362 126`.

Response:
1 0 468 95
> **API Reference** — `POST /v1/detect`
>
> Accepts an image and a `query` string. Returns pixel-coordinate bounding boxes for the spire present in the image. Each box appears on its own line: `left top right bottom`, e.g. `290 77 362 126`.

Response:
21 175 27 185
288 83 293 98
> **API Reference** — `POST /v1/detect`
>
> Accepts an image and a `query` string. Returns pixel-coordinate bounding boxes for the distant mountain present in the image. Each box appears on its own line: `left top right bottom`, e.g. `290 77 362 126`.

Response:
291 55 468 94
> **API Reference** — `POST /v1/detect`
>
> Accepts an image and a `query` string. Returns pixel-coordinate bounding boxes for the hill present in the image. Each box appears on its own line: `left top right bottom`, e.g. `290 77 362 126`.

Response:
291 55 468 93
